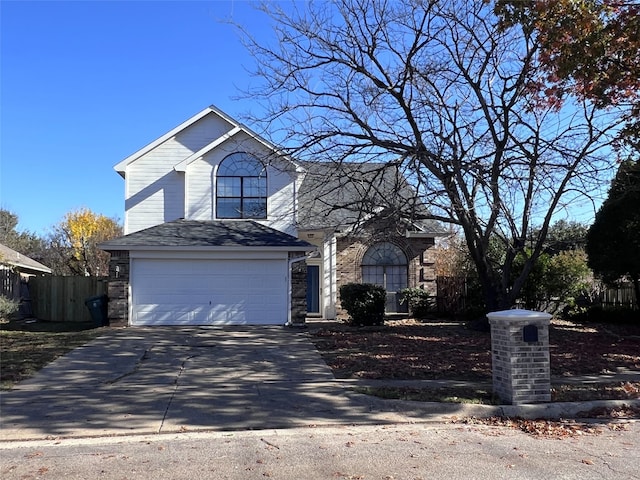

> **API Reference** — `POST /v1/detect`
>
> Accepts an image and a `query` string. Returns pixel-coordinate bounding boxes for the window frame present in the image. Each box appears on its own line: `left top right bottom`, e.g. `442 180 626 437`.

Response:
361 242 408 292
215 152 267 219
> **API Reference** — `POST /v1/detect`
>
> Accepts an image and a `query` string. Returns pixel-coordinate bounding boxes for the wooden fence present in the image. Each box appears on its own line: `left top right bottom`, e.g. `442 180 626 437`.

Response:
435 276 637 314
595 283 638 309
29 276 108 322
1 268 20 301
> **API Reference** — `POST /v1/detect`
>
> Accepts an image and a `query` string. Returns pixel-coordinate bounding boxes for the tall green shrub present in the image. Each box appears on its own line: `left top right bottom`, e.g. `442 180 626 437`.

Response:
339 283 386 326
399 288 435 319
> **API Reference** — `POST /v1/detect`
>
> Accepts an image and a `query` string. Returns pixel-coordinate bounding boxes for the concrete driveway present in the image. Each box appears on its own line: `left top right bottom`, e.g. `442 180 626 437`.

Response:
1 326 424 441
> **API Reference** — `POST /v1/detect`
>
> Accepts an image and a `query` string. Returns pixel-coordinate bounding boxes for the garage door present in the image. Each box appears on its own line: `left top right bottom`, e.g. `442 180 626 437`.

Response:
131 258 287 326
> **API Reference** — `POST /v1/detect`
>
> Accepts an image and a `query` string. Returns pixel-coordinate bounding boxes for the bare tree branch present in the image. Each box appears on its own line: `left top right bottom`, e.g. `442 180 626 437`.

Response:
238 0 623 310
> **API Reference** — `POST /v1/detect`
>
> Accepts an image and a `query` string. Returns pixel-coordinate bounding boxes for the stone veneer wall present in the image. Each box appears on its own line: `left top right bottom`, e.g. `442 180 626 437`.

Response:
334 233 436 317
107 251 129 327
290 256 307 325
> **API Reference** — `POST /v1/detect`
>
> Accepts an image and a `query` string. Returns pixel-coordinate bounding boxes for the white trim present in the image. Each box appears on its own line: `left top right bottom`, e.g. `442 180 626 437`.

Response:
405 230 449 238
129 250 289 260
114 107 217 175
174 126 243 172
114 104 301 176
325 235 337 319
104 245 314 253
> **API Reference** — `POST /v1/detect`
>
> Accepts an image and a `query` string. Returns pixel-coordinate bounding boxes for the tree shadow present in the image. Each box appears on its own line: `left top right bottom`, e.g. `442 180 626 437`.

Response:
0 327 472 441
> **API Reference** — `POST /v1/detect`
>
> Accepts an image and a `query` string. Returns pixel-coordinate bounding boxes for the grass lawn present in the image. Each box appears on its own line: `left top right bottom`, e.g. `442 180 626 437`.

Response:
0 318 107 390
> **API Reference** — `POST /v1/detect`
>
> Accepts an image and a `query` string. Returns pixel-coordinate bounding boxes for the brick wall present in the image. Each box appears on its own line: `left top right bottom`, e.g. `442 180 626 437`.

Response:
489 313 551 404
334 229 436 317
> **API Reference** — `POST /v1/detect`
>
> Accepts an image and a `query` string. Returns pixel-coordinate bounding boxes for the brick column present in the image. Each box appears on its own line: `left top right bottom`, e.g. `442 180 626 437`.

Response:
107 251 129 327
488 309 552 405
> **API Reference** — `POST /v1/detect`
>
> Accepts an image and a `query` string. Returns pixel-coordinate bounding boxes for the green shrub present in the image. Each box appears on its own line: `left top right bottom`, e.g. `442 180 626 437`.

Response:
339 283 386 326
399 288 435 319
0 296 19 322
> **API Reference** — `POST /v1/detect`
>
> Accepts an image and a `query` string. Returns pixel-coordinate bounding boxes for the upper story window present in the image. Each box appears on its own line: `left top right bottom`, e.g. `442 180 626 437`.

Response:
216 153 267 219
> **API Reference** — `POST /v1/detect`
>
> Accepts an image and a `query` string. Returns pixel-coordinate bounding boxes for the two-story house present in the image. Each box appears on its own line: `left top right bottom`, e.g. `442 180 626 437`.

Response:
101 105 443 326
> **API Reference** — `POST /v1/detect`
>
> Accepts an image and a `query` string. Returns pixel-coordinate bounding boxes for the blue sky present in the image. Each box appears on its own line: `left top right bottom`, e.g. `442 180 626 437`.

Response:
1 1 609 238
1 0 270 235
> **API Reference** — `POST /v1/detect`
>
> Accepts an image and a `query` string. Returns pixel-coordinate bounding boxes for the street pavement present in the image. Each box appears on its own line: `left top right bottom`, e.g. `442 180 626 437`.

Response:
0 326 638 479
1 422 639 479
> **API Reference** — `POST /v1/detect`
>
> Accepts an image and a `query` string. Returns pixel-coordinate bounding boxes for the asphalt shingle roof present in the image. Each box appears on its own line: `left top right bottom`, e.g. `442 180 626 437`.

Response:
0 243 52 274
297 161 445 234
100 220 314 250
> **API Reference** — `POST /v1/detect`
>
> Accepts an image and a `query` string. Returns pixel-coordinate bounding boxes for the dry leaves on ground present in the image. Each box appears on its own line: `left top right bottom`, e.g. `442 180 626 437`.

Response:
452 415 632 438
309 319 640 380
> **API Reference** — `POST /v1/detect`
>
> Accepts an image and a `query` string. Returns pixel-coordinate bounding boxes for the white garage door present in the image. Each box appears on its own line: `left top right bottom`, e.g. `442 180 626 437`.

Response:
131 258 287 326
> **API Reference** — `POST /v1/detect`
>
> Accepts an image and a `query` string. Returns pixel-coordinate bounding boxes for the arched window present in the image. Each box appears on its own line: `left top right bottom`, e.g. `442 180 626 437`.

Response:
216 153 267 219
361 242 408 293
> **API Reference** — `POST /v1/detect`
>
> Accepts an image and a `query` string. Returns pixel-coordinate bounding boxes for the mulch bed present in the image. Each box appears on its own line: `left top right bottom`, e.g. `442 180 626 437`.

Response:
308 318 640 380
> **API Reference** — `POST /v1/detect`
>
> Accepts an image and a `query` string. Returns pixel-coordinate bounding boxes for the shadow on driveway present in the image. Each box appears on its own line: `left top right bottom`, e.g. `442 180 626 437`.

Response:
0 327 470 440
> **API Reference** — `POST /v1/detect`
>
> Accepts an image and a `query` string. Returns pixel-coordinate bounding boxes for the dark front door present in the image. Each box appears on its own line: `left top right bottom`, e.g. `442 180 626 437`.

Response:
306 265 320 315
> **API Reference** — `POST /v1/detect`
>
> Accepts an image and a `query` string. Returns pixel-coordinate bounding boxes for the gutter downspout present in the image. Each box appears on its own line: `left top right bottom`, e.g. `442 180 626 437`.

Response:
285 255 308 326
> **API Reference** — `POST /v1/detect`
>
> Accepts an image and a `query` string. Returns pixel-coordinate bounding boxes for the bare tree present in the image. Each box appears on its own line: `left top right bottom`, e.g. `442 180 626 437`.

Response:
240 0 623 313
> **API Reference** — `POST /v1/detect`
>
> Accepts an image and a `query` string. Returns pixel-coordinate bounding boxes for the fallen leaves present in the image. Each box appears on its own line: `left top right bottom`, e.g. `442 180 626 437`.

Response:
309 319 640 381
577 404 640 419
450 415 634 438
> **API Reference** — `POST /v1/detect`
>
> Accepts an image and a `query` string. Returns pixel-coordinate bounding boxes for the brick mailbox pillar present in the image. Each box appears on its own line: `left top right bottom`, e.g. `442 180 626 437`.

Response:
488 309 552 405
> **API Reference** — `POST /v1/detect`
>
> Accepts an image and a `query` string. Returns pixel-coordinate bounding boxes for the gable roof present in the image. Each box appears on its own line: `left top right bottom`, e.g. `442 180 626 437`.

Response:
296 162 446 234
114 106 216 176
0 243 51 274
115 105 298 176
100 219 315 251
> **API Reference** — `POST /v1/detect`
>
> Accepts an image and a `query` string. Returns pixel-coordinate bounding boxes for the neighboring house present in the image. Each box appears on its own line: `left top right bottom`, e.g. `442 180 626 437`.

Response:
0 243 52 316
101 105 444 327
0 243 52 278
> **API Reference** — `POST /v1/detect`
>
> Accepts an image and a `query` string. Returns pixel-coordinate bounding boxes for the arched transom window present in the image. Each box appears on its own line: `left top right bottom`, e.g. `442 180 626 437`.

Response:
361 242 408 292
216 153 267 219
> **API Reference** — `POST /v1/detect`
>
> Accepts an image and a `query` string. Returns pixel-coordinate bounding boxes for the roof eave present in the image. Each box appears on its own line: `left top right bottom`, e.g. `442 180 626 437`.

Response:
1 262 52 274
100 245 316 252
113 106 218 174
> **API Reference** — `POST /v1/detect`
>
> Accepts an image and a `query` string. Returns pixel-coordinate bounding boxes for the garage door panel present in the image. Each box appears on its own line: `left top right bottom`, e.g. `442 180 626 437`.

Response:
131 258 287 326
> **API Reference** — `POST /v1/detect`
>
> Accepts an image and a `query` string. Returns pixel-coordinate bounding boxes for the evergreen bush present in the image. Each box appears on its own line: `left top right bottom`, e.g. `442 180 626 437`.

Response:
339 283 386 326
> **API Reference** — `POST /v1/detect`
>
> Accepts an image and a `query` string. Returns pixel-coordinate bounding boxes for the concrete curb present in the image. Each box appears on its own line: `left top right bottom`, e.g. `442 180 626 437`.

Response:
349 391 640 421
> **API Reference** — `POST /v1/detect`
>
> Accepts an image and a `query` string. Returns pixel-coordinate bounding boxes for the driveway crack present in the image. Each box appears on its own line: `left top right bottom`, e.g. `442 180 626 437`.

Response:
159 354 200 433
104 349 150 385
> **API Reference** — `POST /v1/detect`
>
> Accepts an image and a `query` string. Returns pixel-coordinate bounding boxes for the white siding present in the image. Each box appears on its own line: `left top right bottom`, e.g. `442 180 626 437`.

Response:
124 113 233 234
122 110 300 236
184 132 298 234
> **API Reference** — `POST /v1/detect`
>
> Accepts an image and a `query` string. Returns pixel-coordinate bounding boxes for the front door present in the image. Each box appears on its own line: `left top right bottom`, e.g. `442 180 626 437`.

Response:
306 265 320 315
